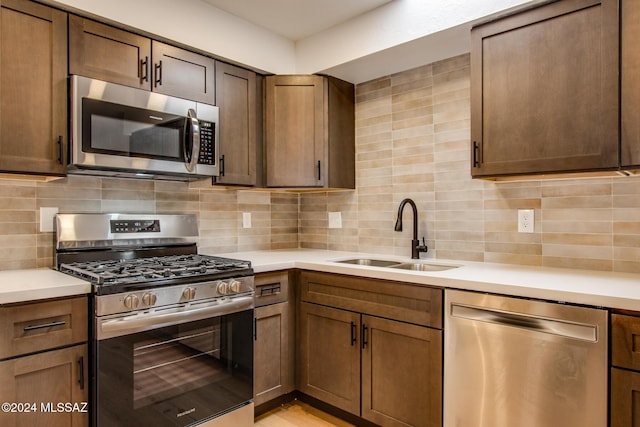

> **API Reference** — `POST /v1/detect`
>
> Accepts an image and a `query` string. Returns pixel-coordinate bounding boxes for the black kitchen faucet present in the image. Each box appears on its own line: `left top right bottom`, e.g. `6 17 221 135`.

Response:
394 198 428 259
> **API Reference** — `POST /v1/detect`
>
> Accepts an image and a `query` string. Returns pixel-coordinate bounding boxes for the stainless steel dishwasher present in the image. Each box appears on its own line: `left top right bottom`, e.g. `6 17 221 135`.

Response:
444 289 607 427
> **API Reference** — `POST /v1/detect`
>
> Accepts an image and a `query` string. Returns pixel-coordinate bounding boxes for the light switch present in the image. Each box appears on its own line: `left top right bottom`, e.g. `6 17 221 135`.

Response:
40 207 59 232
242 212 252 228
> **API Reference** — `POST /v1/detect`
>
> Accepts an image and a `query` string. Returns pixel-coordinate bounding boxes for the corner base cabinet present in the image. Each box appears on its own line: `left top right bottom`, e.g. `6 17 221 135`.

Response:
297 271 442 427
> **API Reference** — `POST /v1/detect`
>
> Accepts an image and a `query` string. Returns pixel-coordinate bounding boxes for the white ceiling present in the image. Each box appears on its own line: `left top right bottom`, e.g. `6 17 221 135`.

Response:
200 0 393 41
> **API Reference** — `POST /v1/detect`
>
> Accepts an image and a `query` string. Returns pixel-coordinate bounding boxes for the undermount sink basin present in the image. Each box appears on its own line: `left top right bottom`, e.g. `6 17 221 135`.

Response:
335 258 401 267
389 262 458 272
335 258 459 272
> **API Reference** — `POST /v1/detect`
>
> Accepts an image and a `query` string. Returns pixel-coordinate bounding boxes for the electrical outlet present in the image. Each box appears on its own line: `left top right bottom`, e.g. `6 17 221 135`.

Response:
39 207 58 232
328 212 342 229
518 209 534 233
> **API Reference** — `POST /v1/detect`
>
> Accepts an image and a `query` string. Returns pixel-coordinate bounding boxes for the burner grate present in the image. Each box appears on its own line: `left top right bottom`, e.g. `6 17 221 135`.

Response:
59 254 251 287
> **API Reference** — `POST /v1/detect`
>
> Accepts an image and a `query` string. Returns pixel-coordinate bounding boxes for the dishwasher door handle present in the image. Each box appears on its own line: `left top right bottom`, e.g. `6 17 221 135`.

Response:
450 303 598 342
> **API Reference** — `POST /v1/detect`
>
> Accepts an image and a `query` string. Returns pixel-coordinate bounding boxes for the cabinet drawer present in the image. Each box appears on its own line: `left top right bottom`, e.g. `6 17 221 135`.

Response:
0 296 88 360
254 271 289 307
612 313 640 371
299 271 442 328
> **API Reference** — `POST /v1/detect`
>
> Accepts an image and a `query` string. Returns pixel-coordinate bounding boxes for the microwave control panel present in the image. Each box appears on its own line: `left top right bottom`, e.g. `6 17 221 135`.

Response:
198 121 215 165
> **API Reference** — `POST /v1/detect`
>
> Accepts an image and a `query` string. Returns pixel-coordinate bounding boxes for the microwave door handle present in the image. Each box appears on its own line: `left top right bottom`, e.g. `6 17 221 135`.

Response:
184 108 200 172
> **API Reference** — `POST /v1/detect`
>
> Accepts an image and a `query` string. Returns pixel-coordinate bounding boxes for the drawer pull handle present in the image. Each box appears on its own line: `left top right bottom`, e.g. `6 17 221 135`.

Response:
258 285 281 297
23 320 66 331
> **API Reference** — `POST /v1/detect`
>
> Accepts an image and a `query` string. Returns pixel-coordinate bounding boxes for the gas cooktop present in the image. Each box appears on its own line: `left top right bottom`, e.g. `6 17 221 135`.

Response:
59 254 253 294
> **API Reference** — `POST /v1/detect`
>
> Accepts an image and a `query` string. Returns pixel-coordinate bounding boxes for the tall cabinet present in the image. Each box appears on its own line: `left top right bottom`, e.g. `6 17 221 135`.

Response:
0 0 67 176
265 75 354 189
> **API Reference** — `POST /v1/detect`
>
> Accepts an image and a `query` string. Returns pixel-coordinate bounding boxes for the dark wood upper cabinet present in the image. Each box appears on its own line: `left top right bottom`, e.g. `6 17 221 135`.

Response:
214 61 258 186
0 0 67 176
265 75 355 188
151 41 215 104
470 0 619 178
621 0 640 168
69 16 215 104
69 15 150 90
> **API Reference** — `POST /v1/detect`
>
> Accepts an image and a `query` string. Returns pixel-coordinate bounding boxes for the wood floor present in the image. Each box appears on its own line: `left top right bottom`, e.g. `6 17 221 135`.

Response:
255 401 355 427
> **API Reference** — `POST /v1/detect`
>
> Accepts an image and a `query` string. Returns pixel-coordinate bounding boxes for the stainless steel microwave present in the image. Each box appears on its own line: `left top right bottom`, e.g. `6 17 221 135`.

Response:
69 75 219 181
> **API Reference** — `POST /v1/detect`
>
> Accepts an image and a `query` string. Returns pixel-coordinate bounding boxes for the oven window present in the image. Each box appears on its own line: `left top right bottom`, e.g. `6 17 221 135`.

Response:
83 98 185 161
95 309 253 426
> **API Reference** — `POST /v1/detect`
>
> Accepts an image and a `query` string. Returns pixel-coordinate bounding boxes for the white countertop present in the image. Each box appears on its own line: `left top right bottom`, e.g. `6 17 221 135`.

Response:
2 250 639 311
218 249 640 311
0 268 91 304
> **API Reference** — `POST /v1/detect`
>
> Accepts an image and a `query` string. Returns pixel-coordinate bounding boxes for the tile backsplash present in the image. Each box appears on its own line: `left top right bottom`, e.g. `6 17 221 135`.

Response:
1 53 639 274
300 53 640 274
0 177 298 270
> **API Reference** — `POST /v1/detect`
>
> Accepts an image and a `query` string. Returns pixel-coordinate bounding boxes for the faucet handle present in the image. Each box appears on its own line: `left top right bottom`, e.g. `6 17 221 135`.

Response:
416 237 428 253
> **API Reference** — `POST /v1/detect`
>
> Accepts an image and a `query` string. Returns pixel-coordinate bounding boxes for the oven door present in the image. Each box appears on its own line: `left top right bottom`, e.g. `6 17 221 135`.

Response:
93 302 253 427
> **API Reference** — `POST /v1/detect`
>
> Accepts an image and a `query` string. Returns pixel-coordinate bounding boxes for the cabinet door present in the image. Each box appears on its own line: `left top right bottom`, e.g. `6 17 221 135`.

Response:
151 41 215 104
0 0 67 175
69 15 151 90
611 367 640 427
265 75 325 187
254 302 293 406
298 302 360 415
215 62 257 186
0 344 89 427
622 0 640 168
361 315 442 427
470 0 619 177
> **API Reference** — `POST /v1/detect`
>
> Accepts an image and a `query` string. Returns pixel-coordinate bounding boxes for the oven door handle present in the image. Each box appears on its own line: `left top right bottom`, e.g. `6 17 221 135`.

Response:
97 295 254 340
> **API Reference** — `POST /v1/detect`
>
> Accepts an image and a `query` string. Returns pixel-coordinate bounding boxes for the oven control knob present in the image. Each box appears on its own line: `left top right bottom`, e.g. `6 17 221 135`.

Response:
142 292 157 307
182 287 197 300
217 281 229 295
229 280 242 293
123 294 139 309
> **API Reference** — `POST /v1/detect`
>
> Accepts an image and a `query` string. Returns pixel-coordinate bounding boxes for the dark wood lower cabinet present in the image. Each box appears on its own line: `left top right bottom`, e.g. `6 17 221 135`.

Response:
361 315 442 427
0 343 89 427
298 302 360 415
611 367 640 427
298 300 442 427
254 302 294 406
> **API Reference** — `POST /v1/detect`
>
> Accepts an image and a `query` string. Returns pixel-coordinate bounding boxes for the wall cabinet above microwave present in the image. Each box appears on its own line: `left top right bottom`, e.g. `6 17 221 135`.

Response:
470 0 620 178
69 15 216 104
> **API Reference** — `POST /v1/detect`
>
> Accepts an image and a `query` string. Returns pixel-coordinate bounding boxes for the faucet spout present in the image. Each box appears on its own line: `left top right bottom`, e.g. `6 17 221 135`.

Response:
394 198 428 259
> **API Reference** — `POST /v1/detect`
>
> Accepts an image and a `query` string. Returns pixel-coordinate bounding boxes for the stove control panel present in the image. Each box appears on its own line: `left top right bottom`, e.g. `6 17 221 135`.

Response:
110 219 160 233
96 276 255 317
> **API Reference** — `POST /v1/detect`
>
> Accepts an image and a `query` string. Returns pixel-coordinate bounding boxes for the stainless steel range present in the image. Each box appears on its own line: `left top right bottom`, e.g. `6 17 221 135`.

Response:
55 213 254 427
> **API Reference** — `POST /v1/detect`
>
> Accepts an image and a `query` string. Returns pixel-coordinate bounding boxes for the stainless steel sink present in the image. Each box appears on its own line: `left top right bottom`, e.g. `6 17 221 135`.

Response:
390 262 458 271
335 258 401 267
335 258 459 271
